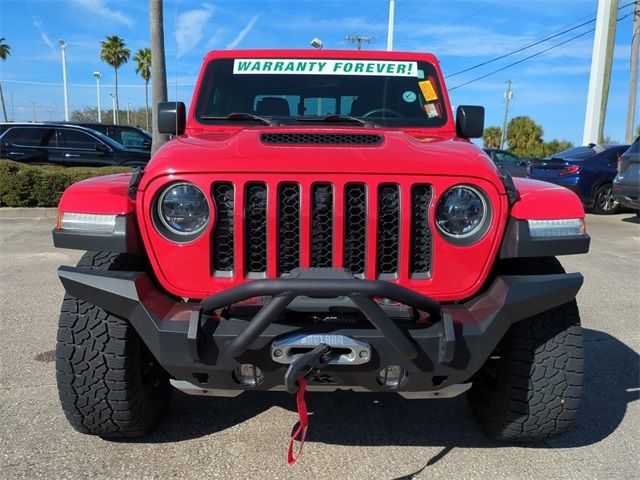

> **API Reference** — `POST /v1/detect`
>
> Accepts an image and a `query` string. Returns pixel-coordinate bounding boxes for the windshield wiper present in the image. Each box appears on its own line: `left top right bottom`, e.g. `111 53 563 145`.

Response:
296 114 375 127
200 113 277 126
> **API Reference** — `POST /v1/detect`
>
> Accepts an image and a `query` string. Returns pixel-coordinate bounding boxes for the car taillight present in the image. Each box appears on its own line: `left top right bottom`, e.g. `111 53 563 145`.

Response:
559 165 580 175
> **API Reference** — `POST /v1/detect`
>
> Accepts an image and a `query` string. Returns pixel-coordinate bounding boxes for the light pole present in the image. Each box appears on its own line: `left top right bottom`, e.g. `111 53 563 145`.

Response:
387 0 396 51
93 71 102 123
59 39 69 121
127 102 131 125
31 101 37 122
110 93 116 125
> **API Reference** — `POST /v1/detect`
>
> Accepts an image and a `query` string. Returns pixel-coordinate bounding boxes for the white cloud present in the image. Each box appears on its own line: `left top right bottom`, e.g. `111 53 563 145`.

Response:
32 19 56 56
175 4 215 58
69 0 134 28
226 15 260 50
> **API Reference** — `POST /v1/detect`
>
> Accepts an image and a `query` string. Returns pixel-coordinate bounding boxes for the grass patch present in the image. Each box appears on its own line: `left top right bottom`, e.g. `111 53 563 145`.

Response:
0 160 132 207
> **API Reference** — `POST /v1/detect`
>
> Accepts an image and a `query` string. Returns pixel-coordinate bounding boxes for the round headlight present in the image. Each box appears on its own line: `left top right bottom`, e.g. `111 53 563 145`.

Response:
157 182 210 238
435 185 489 240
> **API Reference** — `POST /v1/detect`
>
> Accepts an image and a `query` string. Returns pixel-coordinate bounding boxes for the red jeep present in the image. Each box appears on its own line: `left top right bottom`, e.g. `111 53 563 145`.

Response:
53 50 590 443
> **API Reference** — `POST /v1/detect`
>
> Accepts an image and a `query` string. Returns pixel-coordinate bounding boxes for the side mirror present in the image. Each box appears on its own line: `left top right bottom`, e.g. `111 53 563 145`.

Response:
95 143 110 154
456 105 485 139
158 101 186 135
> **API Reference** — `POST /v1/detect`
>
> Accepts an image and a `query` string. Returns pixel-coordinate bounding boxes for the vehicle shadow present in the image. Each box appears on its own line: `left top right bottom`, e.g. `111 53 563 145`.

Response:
621 214 639 224
125 328 638 452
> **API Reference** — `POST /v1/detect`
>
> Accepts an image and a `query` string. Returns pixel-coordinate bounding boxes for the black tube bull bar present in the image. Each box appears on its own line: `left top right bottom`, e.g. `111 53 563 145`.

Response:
200 268 441 360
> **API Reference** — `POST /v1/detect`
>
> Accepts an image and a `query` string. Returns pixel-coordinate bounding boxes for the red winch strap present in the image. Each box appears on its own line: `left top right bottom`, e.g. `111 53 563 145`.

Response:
287 377 309 465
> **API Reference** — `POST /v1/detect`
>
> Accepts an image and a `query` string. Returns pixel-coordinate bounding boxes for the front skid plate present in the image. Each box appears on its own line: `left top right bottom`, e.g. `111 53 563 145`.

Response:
169 379 472 399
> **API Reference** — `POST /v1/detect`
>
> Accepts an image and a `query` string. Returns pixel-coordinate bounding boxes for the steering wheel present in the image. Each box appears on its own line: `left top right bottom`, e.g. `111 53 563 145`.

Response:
362 108 403 118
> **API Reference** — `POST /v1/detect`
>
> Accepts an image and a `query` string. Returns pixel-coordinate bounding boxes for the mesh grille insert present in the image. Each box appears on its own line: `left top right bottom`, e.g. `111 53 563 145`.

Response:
344 184 367 275
376 184 400 277
211 182 234 273
410 184 433 278
310 183 334 268
261 133 383 145
244 182 267 274
278 183 301 275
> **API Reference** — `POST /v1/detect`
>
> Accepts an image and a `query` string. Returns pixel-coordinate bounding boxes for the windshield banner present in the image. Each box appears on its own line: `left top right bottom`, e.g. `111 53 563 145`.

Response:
233 59 418 77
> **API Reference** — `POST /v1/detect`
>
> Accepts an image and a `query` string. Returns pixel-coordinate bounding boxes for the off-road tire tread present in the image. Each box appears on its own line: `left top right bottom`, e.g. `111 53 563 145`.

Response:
55 251 170 437
468 257 583 442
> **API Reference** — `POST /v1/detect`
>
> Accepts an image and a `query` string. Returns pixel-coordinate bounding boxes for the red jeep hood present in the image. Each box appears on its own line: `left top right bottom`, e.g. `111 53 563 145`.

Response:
140 128 503 192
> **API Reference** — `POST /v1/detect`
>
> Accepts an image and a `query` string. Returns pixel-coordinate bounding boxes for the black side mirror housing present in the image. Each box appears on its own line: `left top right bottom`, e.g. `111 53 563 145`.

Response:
157 101 186 135
456 105 485 139
95 143 110 154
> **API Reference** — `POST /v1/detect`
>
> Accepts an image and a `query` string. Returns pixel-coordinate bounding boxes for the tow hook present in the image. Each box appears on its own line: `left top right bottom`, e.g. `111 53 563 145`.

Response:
283 343 335 394
284 343 336 465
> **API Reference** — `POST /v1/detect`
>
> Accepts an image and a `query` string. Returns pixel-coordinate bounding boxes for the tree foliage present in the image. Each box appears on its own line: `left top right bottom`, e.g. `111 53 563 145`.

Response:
506 116 543 156
504 115 573 158
482 126 502 148
100 35 130 123
0 37 10 60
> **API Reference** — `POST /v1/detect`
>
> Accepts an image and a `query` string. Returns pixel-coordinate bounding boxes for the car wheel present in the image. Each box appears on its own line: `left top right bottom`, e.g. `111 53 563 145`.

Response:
55 251 172 437
467 257 583 442
593 183 621 215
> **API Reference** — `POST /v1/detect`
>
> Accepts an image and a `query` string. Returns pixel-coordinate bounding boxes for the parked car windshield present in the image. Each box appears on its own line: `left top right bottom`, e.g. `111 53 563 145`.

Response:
194 58 449 128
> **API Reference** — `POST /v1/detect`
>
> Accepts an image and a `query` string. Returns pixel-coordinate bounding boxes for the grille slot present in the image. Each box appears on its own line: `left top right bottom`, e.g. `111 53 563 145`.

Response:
261 133 383 145
376 184 400 277
410 184 433 278
278 183 301 275
311 183 334 268
211 182 234 274
344 184 367 275
244 182 268 275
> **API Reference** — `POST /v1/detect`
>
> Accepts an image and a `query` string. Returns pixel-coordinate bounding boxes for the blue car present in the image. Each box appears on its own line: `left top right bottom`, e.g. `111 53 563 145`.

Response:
529 143 629 214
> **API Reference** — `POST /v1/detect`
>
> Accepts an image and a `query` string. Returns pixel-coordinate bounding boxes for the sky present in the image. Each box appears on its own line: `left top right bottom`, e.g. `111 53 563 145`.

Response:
0 0 637 145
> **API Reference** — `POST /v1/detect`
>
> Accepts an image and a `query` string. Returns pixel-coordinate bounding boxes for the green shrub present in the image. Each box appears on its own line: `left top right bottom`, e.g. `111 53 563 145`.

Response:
0 160 132 208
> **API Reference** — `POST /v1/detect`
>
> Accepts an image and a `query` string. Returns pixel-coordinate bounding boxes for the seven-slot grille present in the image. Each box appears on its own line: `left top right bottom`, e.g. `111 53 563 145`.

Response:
210 181 433 279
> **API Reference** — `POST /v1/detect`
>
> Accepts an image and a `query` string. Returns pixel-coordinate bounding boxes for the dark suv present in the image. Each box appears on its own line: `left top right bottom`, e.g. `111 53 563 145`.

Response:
55 122 152 150
482 148 529 177
529 143 629 214
0 123 150 167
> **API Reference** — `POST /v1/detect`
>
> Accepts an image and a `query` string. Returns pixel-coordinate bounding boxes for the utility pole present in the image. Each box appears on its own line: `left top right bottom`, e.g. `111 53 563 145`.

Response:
345 35 373 50
500 79 513 150
127 102 131 124
626 0 640 143
387 0 396 51
31 101 36 122
583 0 619 145
59 39 70 121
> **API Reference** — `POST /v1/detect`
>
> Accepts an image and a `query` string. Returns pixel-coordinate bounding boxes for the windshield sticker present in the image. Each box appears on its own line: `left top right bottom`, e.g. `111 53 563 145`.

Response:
402 91 417 103
233 59 418 77
418 80 438 102
425 103 439 118
417 69 425 79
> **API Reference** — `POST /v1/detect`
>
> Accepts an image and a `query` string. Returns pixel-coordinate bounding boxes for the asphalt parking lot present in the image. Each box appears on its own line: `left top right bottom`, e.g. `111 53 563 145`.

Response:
1 212 638 479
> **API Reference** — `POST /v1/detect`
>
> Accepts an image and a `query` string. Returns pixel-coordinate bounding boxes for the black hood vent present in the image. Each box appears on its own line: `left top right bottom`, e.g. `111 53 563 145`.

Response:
261 133 384 145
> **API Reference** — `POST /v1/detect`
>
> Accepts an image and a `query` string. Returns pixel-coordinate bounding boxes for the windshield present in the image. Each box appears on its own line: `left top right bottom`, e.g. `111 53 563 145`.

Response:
194 58 449 128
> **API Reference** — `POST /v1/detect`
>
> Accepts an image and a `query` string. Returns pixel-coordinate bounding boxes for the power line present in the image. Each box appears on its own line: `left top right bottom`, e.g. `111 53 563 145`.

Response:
429 1 503 37
447 0 637 79
367 0 433 40
449 10 635 91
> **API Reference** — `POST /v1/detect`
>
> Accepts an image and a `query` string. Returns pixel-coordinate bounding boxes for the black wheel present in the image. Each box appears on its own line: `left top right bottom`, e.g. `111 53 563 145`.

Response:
55 251 172 437
593 183 621 214
468 257 583 442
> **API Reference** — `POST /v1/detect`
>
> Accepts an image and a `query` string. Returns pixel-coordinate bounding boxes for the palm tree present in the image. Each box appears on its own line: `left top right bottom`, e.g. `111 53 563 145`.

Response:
134 48 152 131
0 37 11 122
150 0 168 154
99 35 130 124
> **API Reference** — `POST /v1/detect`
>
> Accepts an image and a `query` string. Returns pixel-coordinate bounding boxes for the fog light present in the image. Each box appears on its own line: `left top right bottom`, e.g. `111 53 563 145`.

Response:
235 364 264 387
377 365 408 389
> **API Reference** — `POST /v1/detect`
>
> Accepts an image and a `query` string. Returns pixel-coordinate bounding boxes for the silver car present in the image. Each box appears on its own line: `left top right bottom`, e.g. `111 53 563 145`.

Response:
613 137 640 213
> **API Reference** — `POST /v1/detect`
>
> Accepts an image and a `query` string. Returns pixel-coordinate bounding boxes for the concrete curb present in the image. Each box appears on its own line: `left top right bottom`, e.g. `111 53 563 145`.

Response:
0 207 58 219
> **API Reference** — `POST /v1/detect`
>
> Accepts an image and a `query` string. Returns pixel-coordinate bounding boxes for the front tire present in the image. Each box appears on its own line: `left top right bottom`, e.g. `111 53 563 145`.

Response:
468 257 583 442
55 251 172 437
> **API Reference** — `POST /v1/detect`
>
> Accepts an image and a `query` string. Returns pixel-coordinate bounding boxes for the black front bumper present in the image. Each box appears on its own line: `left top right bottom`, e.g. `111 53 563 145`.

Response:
57 267 583 395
